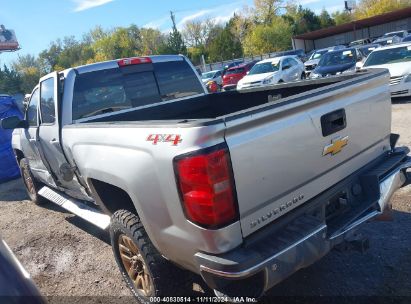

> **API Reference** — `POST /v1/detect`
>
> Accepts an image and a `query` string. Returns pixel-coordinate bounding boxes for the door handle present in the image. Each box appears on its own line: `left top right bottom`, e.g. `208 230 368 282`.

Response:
50 138 57 143
321 109 346 137
29 139 37 143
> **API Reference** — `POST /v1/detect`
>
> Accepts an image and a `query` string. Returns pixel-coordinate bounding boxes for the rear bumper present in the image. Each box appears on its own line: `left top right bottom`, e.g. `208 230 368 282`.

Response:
195 147 411 296
222 84 237 91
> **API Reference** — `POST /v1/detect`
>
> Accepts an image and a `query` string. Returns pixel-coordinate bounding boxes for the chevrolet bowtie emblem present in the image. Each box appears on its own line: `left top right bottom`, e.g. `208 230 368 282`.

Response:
323 136 349 156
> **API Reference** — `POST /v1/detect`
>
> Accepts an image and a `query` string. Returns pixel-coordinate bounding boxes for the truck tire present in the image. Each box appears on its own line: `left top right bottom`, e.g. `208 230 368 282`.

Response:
19 158 46 205
110 210 192 303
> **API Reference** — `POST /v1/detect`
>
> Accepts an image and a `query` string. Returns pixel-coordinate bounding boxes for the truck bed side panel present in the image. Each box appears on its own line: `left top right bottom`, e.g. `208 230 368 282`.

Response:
61 122 243 272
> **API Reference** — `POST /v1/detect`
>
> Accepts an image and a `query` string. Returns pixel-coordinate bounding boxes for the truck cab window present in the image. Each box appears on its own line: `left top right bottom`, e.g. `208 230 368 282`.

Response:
154 61 204 101
40 77 56 124
72 68 162 120
27 89 39 127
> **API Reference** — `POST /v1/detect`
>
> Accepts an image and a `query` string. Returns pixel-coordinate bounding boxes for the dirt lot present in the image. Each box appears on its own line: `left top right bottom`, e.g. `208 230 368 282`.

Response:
1 100 411 303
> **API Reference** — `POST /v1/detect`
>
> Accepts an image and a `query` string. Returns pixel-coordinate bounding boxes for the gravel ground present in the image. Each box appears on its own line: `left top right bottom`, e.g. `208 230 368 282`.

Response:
1 99 411 303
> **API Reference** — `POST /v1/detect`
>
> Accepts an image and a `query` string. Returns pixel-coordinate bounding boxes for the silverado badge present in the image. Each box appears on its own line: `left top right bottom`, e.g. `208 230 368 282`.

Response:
323 136 349 156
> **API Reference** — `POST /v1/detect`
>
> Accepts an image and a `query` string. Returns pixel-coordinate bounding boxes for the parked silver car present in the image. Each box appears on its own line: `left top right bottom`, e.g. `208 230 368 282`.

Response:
201 69 223 86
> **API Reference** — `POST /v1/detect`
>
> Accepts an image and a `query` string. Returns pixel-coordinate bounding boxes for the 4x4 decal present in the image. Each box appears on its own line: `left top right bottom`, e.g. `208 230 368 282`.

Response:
146 134 183 146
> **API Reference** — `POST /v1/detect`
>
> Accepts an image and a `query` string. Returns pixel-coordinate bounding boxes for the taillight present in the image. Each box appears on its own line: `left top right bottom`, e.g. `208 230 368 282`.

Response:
117 57 152 67
174 145 238 229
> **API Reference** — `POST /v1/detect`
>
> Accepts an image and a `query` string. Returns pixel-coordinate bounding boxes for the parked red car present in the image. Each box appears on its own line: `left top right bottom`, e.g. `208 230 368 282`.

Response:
222 61 257 91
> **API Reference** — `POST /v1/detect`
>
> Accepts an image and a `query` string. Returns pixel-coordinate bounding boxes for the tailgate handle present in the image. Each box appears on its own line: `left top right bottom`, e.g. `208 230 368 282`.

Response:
321 109 346 137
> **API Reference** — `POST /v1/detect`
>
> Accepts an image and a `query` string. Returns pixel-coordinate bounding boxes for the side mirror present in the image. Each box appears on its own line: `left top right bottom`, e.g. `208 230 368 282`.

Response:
282 64 291 70
0 116 28 129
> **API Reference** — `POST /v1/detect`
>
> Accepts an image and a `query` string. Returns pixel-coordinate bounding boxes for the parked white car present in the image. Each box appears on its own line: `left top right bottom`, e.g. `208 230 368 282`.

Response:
201 70 223 85
237 56 305 90
362 42 411 97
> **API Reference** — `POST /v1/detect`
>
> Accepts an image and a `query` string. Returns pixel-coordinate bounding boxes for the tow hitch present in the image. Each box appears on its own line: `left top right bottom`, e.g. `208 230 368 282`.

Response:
334 233 370 254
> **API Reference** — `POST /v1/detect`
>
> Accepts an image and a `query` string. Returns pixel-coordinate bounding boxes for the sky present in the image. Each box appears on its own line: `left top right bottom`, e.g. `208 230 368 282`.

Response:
0 0 344 66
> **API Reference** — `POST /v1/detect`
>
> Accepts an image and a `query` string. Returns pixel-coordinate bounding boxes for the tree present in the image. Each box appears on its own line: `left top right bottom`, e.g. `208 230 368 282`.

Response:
83 25 108 44
0 65 22 94
165 11 187 55
319 8 336 28
187 45 207 65
38 40 63 73
227 13 252 45
182 18 216 47
283 5 321 35
183 20 203 47
354 0 411 19
56 37 90 69
207 26 243 62
253 0 284 24
91 26 142 61
38 36 96 72
11 55 40 93
140 28 167 55
332 10 353 25
243 17 292 55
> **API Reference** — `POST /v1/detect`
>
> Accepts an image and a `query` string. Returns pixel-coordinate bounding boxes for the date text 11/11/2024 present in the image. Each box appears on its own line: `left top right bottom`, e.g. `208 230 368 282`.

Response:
149 296 258 302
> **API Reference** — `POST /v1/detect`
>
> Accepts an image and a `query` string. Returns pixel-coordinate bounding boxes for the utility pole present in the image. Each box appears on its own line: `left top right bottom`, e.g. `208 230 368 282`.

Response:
168 10 186 55
170 11 177 31
344 0 355 14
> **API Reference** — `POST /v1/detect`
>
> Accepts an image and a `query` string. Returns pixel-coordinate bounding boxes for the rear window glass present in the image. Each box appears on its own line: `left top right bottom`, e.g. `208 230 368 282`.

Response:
155 61 204 101
310 50 328 60
226 68 244 75
319 49 356 66
72 60 204 120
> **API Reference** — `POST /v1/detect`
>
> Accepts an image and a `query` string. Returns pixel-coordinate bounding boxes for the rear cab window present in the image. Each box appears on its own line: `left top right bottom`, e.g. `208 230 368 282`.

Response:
72 59 204 121
155 61 205 101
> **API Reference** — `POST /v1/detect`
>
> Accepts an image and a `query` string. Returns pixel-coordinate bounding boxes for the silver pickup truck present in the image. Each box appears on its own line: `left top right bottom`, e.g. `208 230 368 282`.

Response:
2 55 411 302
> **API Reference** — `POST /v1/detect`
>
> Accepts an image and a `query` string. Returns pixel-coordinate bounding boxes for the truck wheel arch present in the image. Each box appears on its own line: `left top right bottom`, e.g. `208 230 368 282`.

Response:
13 149 24 164
88 178 138 216
87 178 165 256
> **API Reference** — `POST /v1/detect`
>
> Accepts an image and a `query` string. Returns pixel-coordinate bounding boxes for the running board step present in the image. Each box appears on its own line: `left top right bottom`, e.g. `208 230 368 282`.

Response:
38 186 110 230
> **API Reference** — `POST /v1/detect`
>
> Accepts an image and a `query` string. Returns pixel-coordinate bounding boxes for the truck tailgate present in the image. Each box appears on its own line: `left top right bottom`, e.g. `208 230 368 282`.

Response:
224 71 392 237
